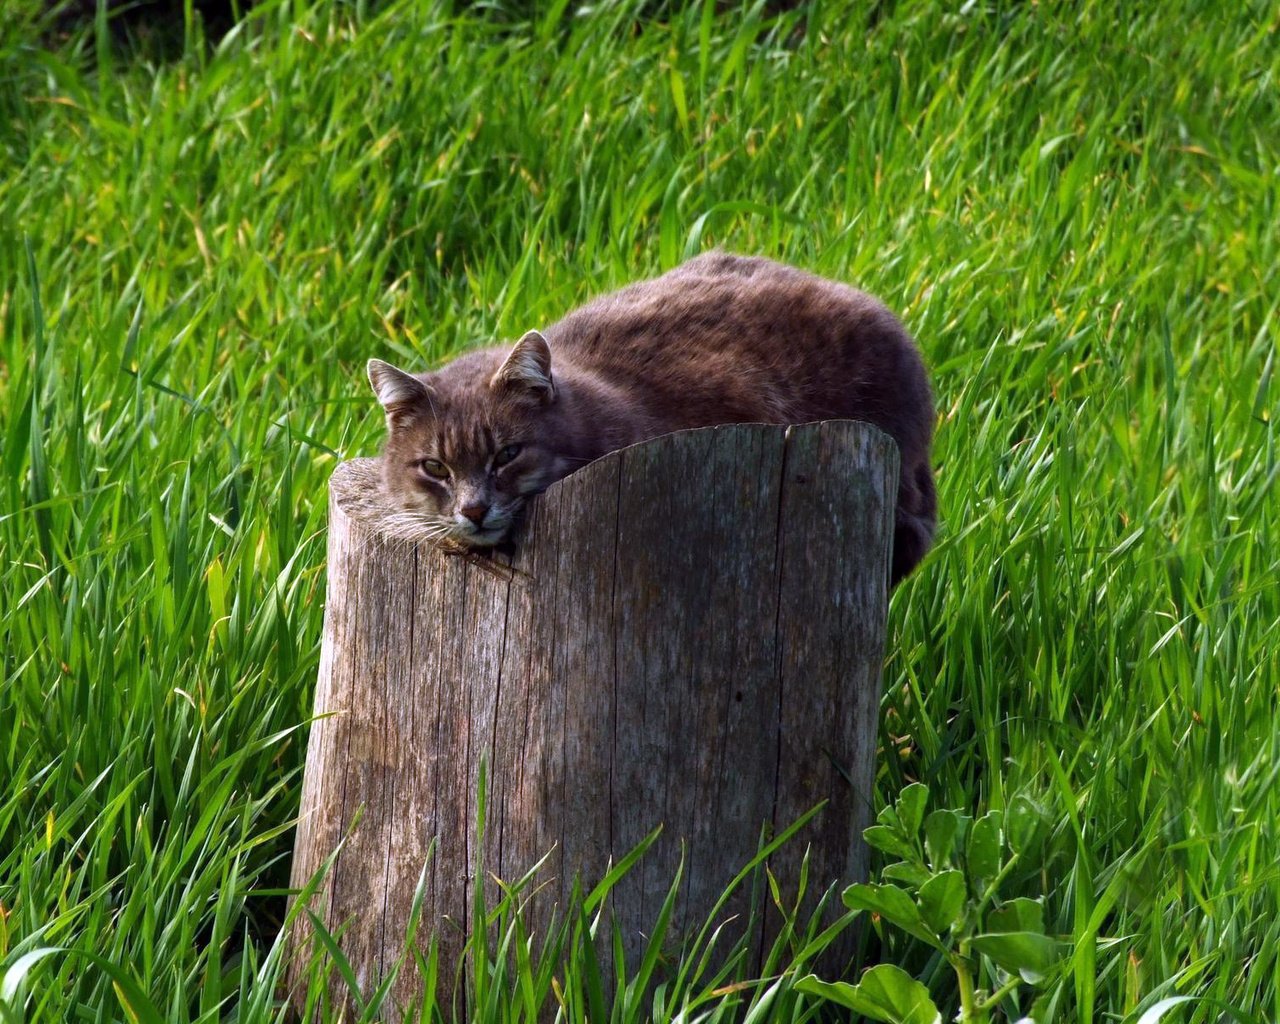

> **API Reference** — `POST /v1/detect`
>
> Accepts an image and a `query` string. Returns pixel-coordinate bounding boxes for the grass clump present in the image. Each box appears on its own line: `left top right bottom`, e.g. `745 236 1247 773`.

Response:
1 0 1277 1020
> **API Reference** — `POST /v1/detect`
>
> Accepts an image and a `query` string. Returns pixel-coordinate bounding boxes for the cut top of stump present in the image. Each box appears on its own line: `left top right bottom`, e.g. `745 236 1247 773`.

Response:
330 420 900 588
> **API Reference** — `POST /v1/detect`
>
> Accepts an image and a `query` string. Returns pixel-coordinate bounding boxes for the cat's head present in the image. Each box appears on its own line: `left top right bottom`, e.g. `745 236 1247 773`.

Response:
367 331 579 547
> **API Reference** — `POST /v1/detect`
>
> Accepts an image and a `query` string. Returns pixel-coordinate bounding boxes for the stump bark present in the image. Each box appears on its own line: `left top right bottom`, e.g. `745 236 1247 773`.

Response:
287 420 898 1014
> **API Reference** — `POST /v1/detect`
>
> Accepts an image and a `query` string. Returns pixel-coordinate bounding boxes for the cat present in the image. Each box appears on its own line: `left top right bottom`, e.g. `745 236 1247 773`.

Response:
367 252 936 584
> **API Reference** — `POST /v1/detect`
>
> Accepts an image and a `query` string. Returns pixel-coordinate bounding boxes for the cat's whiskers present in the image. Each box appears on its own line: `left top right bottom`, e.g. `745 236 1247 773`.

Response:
375 507 461 548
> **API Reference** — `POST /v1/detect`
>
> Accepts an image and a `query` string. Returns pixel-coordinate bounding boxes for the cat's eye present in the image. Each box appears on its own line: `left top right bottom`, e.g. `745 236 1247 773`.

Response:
493 444 522 468
419 458 450 480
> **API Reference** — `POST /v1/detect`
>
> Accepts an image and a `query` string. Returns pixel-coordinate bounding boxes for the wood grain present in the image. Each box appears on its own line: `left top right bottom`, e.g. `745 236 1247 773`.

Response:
287 420 898 1016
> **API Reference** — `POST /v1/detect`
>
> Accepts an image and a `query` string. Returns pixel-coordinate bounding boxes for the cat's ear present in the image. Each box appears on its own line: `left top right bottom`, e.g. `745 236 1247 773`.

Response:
367 359 431 418
491 330 555 404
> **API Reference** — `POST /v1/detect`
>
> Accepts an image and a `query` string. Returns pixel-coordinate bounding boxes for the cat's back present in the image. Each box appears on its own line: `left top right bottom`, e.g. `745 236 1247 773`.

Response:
555 252 881 348
546 253 929 429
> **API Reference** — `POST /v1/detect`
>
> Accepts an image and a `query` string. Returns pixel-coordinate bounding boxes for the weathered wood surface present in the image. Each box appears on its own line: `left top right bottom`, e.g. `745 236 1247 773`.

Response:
287 420 898 1015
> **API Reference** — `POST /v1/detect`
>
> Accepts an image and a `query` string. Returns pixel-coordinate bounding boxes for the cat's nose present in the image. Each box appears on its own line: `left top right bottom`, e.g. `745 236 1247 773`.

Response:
459 503 489 525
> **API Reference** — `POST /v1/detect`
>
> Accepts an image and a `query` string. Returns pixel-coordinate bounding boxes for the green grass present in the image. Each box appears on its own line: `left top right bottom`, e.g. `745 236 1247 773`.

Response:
1 0 1277 1019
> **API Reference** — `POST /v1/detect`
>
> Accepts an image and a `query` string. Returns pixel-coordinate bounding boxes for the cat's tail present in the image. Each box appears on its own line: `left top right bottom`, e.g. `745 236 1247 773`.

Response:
890 461 937 587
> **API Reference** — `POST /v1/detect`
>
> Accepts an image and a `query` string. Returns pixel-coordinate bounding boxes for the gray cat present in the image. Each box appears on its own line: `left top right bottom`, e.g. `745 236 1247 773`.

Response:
368 253 936 584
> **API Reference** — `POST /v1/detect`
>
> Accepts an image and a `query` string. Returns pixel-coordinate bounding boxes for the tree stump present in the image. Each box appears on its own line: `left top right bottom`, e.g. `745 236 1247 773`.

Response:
287 420 898 1014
